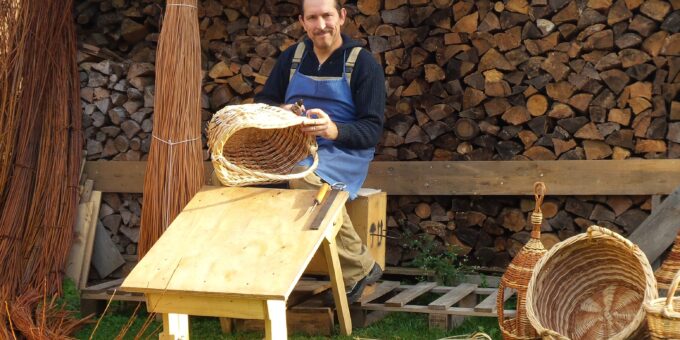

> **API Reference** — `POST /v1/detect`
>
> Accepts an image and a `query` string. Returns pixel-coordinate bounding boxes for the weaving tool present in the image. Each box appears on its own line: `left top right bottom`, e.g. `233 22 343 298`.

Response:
308 182 346 230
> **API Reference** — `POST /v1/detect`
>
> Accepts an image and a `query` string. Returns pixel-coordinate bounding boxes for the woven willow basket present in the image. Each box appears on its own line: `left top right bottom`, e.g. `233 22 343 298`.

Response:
525 225 657 340
207 103 318 186
497 182 547 340
655 232 680 290
646 269 680 339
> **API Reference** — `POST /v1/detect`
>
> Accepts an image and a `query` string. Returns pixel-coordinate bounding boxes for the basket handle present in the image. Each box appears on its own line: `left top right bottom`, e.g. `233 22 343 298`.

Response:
586 225 635 249
663 269 680 315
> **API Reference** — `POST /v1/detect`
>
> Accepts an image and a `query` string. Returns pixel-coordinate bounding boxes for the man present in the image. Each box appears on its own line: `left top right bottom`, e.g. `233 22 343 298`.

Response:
254 0 386 303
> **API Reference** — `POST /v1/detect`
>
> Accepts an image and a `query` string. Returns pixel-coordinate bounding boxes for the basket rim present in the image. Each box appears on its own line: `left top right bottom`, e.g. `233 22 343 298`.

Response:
524 225 658 340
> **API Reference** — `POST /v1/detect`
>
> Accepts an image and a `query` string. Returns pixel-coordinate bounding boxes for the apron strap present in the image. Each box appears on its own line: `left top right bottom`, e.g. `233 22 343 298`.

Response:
345 47 361 86
289 43 306 81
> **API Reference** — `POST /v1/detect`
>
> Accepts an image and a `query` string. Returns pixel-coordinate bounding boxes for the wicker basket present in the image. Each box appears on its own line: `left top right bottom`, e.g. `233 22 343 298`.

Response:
525 225 658 340
497 182 547 340
655 232 680 290
646 269 680 339
207 103 318 187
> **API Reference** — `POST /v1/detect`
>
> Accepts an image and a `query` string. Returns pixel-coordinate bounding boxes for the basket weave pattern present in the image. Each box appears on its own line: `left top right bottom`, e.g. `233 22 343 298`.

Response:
526 226 657 340
655 233 680 290
207 103 318 186
646 268 680 339
497 183 547 340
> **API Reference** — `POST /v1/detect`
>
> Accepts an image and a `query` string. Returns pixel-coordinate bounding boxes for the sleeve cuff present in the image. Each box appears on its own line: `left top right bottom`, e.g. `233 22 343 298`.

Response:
334 122 351 145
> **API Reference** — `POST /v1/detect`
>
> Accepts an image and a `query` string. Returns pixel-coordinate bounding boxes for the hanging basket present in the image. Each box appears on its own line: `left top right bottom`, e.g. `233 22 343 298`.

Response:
497 182 547 340
207 103 318 186
646 269 680 339
525 225 657 340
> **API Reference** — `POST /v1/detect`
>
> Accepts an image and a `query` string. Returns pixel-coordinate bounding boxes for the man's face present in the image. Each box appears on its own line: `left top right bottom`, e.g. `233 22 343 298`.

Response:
299 0 346 51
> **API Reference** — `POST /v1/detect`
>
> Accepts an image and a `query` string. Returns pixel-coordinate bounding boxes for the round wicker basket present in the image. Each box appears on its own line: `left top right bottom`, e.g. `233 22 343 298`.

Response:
207 103 318 186
646 269 680 339
525 225 657 340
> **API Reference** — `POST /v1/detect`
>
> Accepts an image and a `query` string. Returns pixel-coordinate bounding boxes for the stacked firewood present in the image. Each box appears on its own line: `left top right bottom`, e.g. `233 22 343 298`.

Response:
77 0 680 161
74 0 678 276
385 194 651 268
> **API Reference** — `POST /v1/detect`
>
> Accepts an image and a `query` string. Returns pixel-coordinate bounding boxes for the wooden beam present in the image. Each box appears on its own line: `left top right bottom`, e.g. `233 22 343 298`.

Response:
84 160 680 195
364 160 680 195
629 186 680 263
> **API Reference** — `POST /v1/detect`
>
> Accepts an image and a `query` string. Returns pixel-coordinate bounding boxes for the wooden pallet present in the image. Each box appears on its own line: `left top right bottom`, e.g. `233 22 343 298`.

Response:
80 278 515 333
353 281 516 331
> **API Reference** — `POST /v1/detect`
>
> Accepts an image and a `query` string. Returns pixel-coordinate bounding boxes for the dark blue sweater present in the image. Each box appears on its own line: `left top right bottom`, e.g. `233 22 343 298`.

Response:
254 34 385 149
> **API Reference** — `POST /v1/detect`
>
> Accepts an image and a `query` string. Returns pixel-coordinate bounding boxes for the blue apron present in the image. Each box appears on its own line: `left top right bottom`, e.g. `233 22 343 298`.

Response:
285 49 374 199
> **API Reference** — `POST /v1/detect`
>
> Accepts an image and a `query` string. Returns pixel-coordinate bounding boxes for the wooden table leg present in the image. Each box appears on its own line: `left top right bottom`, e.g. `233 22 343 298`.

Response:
264 300 287 340
218 317 233 333
322 236 352 335
159 313 190 340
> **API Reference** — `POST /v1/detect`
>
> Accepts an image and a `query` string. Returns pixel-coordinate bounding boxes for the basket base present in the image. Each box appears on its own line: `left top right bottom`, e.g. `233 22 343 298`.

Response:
501 318 540 340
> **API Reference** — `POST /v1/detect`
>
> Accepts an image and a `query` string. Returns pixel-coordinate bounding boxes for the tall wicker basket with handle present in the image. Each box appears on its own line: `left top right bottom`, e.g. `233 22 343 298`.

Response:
526 225 658 340
497 182 547 340
655 231 680 290
207 103 318 186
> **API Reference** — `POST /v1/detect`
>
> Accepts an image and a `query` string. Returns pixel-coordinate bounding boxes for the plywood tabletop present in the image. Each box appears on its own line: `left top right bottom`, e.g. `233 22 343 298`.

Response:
121 186 348 300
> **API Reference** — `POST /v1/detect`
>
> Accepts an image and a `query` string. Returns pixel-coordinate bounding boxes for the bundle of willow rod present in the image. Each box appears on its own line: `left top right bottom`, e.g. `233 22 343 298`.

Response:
20 0 82 293
0 0 52 303
138 0 203 258
0 0 84 337
0 0 21 198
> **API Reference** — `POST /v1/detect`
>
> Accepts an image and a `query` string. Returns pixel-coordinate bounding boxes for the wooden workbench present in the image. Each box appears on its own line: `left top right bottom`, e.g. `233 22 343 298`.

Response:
121 186 350 339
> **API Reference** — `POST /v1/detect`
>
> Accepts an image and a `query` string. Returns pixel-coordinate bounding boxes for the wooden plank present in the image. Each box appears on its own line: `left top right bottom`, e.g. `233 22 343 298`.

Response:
85 160 680 195
391 284 498 295
629 185 680 263
146 292 268 319
428 283 477 310
219 318 233 333
122 186 348 301
80 292 145 302
82 278 125 293
65 200 95 288
80 178 94 203
79 191 102 289
361 303 516 318
385 282 437 307
288 281 332 307
264 300 287 340
364 160 680 195
84 161 213 193
160 313 189 340
360 280 400 306
323 235 352 336
474 288 513 313
91 221 126 278
293 280 331 294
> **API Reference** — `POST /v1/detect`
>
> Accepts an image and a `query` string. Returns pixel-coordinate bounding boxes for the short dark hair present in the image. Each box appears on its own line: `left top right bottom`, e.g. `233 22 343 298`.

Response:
300 0 342 15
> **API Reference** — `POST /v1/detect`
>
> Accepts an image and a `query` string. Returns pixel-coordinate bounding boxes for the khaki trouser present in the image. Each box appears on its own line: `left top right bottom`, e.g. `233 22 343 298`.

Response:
289 169 375 287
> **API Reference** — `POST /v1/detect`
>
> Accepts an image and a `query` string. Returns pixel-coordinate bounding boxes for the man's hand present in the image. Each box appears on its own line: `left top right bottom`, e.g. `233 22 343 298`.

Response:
301 109 338 140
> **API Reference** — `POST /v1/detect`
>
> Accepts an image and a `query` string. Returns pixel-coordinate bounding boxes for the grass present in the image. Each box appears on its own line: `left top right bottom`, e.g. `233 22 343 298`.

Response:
61 280 502 340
